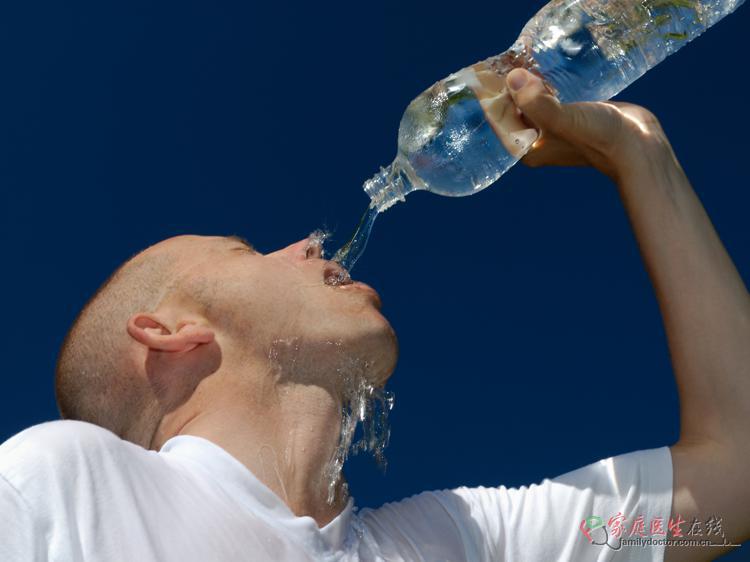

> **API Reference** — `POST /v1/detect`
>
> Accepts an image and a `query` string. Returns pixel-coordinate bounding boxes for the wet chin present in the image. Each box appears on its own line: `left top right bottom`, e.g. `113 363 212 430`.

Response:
309 311 398 385
360 321 399 386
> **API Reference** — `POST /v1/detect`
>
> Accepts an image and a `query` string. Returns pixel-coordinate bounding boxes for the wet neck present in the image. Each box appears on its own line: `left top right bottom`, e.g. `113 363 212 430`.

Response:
165 367 348 527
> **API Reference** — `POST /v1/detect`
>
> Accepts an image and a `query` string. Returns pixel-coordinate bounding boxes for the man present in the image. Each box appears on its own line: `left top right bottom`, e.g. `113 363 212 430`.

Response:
1 68 748 561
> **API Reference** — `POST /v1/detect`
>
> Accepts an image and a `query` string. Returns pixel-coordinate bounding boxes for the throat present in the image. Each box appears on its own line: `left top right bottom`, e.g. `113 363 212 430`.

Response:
163 340 394 528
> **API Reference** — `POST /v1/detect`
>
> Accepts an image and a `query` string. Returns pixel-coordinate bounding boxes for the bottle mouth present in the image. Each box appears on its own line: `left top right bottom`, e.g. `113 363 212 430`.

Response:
364 164 409 212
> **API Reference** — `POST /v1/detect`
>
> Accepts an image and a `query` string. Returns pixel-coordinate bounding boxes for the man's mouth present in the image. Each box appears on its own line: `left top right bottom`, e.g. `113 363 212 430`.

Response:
323 262 353 286
324 263 382 308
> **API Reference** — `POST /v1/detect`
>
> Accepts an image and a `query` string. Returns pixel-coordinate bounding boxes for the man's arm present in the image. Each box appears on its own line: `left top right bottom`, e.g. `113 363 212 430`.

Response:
506 68 750 561
617 143 749 561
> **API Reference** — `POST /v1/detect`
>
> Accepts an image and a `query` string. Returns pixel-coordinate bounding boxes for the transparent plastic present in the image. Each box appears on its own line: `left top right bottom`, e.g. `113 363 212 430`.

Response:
334 0 745 270
374 0 746 210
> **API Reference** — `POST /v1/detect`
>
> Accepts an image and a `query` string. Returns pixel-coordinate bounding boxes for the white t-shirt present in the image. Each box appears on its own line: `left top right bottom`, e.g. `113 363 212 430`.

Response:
0 420 672 561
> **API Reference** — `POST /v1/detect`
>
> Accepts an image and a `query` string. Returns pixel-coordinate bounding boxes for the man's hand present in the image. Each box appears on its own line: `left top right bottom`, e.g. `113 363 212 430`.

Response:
506 67 750 561
506 67 670 182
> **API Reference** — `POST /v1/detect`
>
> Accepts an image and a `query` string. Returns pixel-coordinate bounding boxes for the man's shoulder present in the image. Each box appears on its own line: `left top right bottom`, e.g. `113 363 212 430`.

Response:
1 419 120 456
3 419 113 440
0 420 138 489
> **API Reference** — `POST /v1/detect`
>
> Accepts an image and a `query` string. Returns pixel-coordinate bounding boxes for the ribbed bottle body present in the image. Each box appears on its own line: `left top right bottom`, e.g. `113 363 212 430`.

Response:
519 0 745 103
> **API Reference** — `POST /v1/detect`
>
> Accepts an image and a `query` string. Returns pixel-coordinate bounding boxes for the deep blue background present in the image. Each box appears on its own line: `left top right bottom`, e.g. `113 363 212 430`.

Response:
1 0 747 557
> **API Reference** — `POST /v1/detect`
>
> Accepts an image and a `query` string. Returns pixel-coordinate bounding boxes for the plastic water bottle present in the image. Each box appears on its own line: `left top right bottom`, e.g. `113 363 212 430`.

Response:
333 0 745 271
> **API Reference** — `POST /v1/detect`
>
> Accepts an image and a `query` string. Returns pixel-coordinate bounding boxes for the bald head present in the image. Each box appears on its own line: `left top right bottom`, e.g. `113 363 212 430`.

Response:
55 244 177 446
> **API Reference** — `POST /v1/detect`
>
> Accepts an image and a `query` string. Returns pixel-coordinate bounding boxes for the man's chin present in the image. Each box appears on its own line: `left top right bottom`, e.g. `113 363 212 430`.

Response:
363 323 399 387
305 312 398 386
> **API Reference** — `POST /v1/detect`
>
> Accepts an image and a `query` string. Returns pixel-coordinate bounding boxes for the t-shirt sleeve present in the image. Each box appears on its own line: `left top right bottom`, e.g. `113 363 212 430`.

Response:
362 447 673 562
0 473 43 562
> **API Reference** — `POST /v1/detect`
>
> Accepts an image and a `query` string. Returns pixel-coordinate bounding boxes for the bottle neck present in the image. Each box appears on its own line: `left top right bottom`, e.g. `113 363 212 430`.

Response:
364 160 419 212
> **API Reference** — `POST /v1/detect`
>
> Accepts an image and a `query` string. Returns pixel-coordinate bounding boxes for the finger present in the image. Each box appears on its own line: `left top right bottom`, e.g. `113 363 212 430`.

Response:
523 136 590 168
507 68 584 140
507 69 562 130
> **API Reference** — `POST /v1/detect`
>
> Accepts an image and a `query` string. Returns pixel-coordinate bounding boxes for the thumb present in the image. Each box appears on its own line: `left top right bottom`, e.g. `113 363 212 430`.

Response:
506 68 579 137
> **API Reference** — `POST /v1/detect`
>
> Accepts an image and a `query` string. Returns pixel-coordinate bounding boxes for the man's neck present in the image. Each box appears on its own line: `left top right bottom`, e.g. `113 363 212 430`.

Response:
157 371 348 528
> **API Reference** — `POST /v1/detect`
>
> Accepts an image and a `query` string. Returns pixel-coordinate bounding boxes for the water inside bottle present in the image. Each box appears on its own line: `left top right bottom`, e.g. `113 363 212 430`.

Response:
520 0 745 103
397 62 537 197
332 62 538 272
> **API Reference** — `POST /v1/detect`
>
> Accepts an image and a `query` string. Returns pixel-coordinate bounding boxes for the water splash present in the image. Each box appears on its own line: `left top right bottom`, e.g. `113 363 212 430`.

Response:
325 377 395 504
305 229 331 259
332 204 379 273
267 338 395 506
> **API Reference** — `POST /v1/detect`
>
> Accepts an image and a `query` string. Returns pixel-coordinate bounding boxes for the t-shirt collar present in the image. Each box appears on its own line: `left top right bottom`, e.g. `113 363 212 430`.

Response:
159 434 354 552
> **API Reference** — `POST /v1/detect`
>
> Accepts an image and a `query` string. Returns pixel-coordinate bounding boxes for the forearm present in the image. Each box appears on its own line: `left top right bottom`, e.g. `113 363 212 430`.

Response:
614 140 750 445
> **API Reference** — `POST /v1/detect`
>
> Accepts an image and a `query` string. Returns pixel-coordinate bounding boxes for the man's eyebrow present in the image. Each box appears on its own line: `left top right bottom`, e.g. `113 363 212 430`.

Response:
226 235 256 251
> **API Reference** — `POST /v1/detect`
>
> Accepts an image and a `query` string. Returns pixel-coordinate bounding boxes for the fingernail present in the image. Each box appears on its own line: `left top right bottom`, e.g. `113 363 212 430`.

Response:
507 69 528 92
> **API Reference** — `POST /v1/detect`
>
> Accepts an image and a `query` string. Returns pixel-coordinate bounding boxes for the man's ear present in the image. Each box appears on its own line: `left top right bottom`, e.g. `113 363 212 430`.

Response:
127 313 215 353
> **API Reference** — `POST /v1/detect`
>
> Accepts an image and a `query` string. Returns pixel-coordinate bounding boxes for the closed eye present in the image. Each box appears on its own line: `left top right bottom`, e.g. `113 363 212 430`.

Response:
226 234 257 254
231 246 254 254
